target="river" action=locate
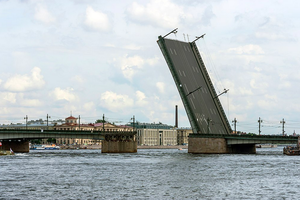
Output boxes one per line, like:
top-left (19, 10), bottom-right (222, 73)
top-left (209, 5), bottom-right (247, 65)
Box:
top-left (1, 146), bottom-right (300, 199)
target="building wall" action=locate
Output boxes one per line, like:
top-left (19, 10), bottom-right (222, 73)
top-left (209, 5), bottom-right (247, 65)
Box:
top-left (137, 128), bottom-right (177, 146)
top-left (177, 128), bottom-right (192, 145)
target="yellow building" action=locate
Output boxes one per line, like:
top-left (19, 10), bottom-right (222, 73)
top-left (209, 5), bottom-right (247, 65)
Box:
top-left (137, 128), bottom-right (177, 146)
top-left (54, 116), bottom-right (134, 145)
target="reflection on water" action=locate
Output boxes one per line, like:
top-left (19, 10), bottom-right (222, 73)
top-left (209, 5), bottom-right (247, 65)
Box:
top-left (1, 147), bottom-right (299, 199)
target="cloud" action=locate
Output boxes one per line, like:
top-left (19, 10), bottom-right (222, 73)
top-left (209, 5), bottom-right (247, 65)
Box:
top-left (4, 67), bottom-right (45, 92)
top-left (0, 92), bottom-right (17, 104)
top-left (126, 0), bottom-right (189, 29)
top-left (84, 6), bottom-right (112, 32)
top-left (83, 101), bottom-right (95, 110)
top-left (228, 44), bottom-right (265, 55)
top-left (136, 91), bottom-right (148, 107)
top-left (34, 4), bottom-right (56, 24)
top-left (156, 82), bottom-right (165, 93)
top-left (117, 55), bottom-right (159, 81)
top-left (100, 91), bottom-right (134, 112)
top-left (72, 75), bottom-right (84, 84)
top-left (50, 87), bottom-right (77, 102)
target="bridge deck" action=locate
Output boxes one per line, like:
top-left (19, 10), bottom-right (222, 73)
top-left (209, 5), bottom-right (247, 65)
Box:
top-left (0, 129), bottom-right (136, 140)
top-left (189, 134), bottom-right (298, 145)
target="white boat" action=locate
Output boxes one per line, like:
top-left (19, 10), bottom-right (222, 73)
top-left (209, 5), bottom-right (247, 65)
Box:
top-left (256, 144), bottom-right (277, 148)
top-left (30, 144), bottom-right (60, 150)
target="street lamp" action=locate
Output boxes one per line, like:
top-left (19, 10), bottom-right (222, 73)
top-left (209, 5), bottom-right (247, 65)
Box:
top-left (46, 114), bottom-right (51, 130)
top-left (24, 115), bottom-right (28, 130)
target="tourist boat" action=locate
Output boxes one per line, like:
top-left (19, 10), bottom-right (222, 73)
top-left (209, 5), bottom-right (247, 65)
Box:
top-left (283, 146), bottom-right (300, 156)
top-left (283, 136), bottom-right (300, 156)
top-left (30, 144), bottom-right (60, 150)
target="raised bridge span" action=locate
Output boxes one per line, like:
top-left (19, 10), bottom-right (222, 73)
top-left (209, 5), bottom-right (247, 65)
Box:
top-left (157, 29), bottom-right (297, 154)
top-left (0, 129), bottom-right (137, 153)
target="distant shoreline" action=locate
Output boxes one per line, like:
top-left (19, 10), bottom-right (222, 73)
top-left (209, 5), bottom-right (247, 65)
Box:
top-left (138, 145), bottom-right (188, 149)
top-left (59, 144), bottom-right (188, 150)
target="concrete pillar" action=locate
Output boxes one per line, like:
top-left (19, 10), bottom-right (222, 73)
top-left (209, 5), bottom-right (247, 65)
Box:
top-left (188, 137), bottom-right (228, 154)
top-left (0, 140), bottom-right (29, 153)
top-left (188, 137), bottom-right (256, 154)
top-left (102, 135), bottom-right (137, 153)
top-left (228, 144), bottom-right (256, 154)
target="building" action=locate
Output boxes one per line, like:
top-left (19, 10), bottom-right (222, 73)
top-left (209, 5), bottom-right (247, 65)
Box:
top-left (55, 115), bottom-right (134, 145)
top-left (133, 122), bottom-right (177, 146)
top-left (177, 128), bottom-right (192, 145)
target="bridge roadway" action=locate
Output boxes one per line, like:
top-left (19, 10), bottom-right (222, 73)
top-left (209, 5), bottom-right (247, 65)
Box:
top-left (189, 133), bottom-right (298, 145)
top-left (188, 133), bottom-right (298, 154)
top-left (0, 129), bottom-right (137, 153)
top-left (0, 129), bottom-right (136, 140)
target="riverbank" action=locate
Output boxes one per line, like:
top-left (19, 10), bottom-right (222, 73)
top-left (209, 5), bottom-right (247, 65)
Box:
top-left (58, 144), bottom-right (188, 150)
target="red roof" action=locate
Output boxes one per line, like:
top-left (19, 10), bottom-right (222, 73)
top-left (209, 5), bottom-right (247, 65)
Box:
top-left (66, 116), bottom-right (77, 120)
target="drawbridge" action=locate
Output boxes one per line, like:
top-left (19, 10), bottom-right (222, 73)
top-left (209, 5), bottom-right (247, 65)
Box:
top-left (157, 29), bottom-right (298, 154)
top-left (157, 29), bottom-right (232, 135)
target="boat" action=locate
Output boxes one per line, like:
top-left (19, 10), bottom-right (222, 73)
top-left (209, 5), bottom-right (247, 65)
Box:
top-left (283, 136), bottom-right (300, 155)
top-left (256, 144), bottom-right (277, 148)
top-left (30, 144), bottom-right (60, 150)
top-left (283, 146), bottom-right (300, 156)
top-left (0, 148), bottom-right (14, 156)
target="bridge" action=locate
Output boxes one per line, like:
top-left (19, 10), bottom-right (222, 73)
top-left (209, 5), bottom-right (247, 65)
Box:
top-left (189, 133), bottom-right (298, 153)
top-left (157, 29), bottom-right (298, 154)
top-left (0, 129), bottom-right (137, 153)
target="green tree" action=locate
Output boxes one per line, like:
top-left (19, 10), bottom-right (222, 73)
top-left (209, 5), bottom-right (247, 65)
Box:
top-left (95, 119), bottom-right (106, 123)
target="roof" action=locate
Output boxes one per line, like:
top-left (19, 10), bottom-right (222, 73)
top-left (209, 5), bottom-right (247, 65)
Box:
top-left (66, 116), bottom-right (77, 120)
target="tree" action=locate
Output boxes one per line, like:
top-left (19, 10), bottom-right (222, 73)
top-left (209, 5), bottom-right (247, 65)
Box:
top-left (47, 138), bottom-right (56, 143)
top-left (95, 119), bottom-right (106, 123)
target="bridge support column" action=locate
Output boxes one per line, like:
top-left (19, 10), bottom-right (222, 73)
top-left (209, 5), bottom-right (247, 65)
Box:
top-left (188, 136), bottom-right (256, 154)
top-left (188, 137), bottom-right (229, 154)
top-left (0, 140), bottom-right (29, 153)
top-left (102, 135), bottom-right (137, 153)
top-left (228, 144), bottom-right (256, 154)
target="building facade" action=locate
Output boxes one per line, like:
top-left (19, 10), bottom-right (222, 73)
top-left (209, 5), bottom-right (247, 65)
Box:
top-left (177, 128), bottom-right (192, 145)
top-left (55, 116), bottom-right (133, 145)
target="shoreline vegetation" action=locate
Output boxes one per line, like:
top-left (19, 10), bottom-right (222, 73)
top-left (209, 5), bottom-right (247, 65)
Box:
top-left (58, 144), bottom-right (188, 150)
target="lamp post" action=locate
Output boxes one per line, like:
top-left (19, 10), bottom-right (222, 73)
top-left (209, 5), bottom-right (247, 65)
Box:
top-left (46, 114), bottom-right (51, 130)
top-left (24, 115), bottom-right (28, 130)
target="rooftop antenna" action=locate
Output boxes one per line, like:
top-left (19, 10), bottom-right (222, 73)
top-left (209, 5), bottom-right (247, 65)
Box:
top-left (192, 33), bottom-right (206, 43)
top-left (183, 33), bottom-right (186, 41)
top-left (163, 28), bottom-right (178, 38)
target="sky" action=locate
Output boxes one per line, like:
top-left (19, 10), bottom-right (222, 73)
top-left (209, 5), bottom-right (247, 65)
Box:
top-left (0, 0), bottom-right (300, 135)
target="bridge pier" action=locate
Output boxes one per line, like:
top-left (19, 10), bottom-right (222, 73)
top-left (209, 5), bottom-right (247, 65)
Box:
top-left (228, 144), bottom-right (256, 154)
top-left (0, 140), bottom-right (29, 153)
top-left (102, 134), bottom-right (137, 153)
top-left (188, 136), bottom-right (256, 154)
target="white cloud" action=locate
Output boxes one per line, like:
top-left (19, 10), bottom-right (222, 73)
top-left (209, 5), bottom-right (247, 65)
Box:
top-left (50, 87), bottom-right (77, 102)
top-left (83, 101), bottom-right (95, 110)
top-left (228, 44), bottom-right (265, 55)
top-left (257, 94), bottom-right (278, 110)
top-left (126, 0), bottom-right (189, 29)
top-left (120, 55), bottom-right (144, 80)
top-left (34, 4), bottom-right (56, 24)
top-left (156, 82), bottom-right (165, 93)
top-left (72, 75), bottom-right (84, 84)
top-left (100, 91), bottom-right (134, 112)
top-left (136, 91), bottom-right (148, 107)
top-left (84, 6), bottom-right (112, 32)
top-left (1, 92), bottom-right (17, 104)
top-left (4, 67), bottom-right (45, 92)
top-left (123, 44), bottom-right (141, 50)
top-left (118, 55), bottom-right (158, 80)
